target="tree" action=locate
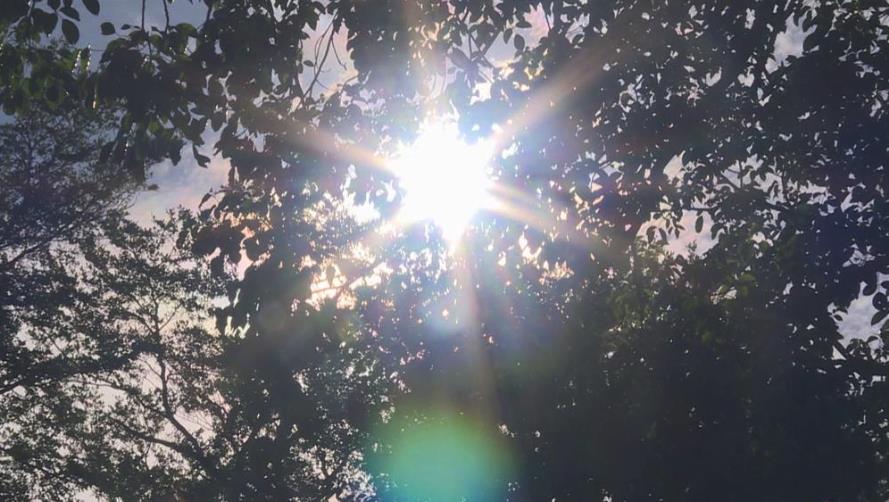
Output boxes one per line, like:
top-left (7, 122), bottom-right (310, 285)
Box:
top-left (0, 103), bottom-right (141, 398)
top-left (3, 0), bottom-right (889, 500)
top-left (0, 101), bottom-right (159, 499)
top-left (1, 211), bottom-right (395, 499)
top-left (0, 104), bottom-right (391, 500)
top-left (491, 244), bottom-right (889, 500)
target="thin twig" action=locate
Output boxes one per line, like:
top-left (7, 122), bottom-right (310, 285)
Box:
top-left (162, 0), bottom-right (170, 34)
top-left (304, 28), bottom-right (337, 101)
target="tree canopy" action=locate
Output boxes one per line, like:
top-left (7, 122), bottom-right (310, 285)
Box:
top-left (2, 0), bottom-right (889, 500)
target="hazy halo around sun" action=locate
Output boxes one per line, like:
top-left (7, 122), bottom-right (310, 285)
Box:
top-left (390, 119), bottom-right (494, 243)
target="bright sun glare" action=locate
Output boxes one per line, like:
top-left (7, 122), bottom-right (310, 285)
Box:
top-left (391, 121), bottom-right (494, 242)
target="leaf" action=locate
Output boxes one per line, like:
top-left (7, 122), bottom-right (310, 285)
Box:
top-left (871, 309), bottom-right (888, 326)
top-left (695, 215), bottom-right (703, 233)
top-left (99, 142), bottom-right (114, 163)
top-left (82, 0), bottom-right (100, 15)
top-left (875, 292), bottom-right (887, 310)
top-left (60, 6), bottom-right (79, 20)
top-left (199, 192), bottom-right (213, 207)
top-left (100, 22), bottom-right (115, 35)
top-left (450, 49), bottom-right (470, 69)
top-left (176, 22), bottom-right (197, 37)
top-left (863, 281), bottom-right (877, 297)
top-left (31, 9), bottom-right (58, 34)
top-left (514, 34), bottom-right (525, 51)
top-left (61, 19), bottom-right (79, 44)
top-left (193, 145), bottom-right (210, 167)
top-left (46, 85), bottom-right (62, 105)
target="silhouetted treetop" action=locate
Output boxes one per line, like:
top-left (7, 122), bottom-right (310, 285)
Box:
top-left (2, 0), bottom-right (889, 500)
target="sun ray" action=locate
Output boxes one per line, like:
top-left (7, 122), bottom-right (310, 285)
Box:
top-left (287, 121), bottom-right (392, 175)
top-left (487, 18), bottom-right (635, 153)
top-left (484, 181), bottom-right (601, 250)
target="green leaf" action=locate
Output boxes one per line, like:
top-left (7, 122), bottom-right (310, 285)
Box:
top-left (695, 215), bottom-right (703, 233)
top-left (100, 22), bottom-right (115, 35)
top-left (514, 34), bottom-right (525, 51)
top-left (61, 19), bottom-right (79, 44)
top-left (82, 0), bottom-right (100, 15)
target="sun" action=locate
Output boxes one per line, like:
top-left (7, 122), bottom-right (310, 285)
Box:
top-left (390, 121), bottom-right (494, 242)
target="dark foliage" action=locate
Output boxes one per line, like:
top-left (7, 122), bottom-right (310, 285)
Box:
top-left (2, 0), bottom-right (889, 500)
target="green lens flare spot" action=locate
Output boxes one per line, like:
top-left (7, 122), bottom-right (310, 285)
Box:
top-left (369, 409), bottom-right (514, 501)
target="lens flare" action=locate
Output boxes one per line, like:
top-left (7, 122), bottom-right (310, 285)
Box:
top-left (369, 408), bottom-right (514, 501)
top-left (391, 121), bottom-right (494, 242)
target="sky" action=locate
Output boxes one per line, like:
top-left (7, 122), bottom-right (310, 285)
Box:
top-left (66, 1), bottom-right (228, 224)
top-left (71, 2), bottom-right (882, 343)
